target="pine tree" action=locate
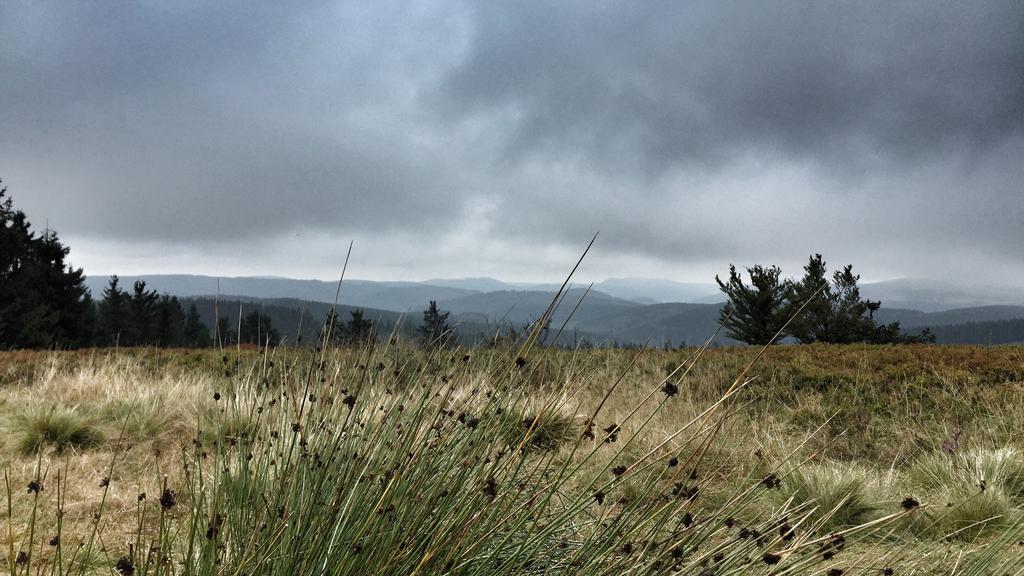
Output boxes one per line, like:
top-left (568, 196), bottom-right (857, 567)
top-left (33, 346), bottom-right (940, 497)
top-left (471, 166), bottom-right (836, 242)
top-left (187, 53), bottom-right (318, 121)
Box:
top-left (324, 308), bottom-right (374, 346)
top-left (417, 300), bottom-right (453, 348)
top-left (155, 295), bottom-right (186, 347)
top-left (129, 280), bottom-right (159, 345)
top-left (97, 276), bottom-right (133, 347)
top-left (715, 264), bottom-right (794, 345)
top-left (344, 308), bottom-right (374, 345)
top-left (784, 254), bottom-right (934, 345)
top-left (183, 304), bottom-right (212, 348)
top-left (322, 309), bottom-right (342, 345)
top-left (239, 310), bottom-right (279, 346)
top-left (789, 254), bottom-right (838, 343)
top-left (0, 180), bottom-right (92, 348)
top-left (827, 264), bottom-right (881, 343)
top-left (216, 316), bottom-right (235, 346)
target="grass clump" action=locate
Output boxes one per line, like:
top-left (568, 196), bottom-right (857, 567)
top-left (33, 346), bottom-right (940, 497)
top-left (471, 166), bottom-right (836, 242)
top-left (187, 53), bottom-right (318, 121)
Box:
top-left (199, 405), bottom-right (263, 446)
top-left (101, 396), bottom-right (189, 446)
top-left (12, 405), bottom-right (103, 454)
top-left (906, 447), bottom-right (1024, 539)
top-left (777, 462), bottom-right (882, 532)
top-left (500, 408), bottom-right (577, 452)
top-left (934, 489), bottom-right (1015, 540)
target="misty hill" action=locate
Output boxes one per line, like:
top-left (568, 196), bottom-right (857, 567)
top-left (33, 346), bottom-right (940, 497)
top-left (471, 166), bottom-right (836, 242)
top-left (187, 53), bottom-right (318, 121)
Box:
top-left (85, 274), bottom-right (1024, 314)
top-left (922, 319), bottom-right (1024, 345)
top-left (170, 295), bottom-right (1024, 348)
top-left (83, 274), bottom-right (1024, 347)
top-left (571, 303), bottom-right (735, 347)
top-left (437, 288), bottom-right (639, 326)
top-left (861, 279), bottom-right (1024, 312)
top-left (180, 296), bottom-right (612, 347)
top-left (179, 297), bottom-right (407, 346)
top-left (592, 278), bottom-right (722, 304)
top-left (423, 277), bottom-right (556, 292)
top-left (874, 305), bottom-right (1024, 328)
top-left (424, 277), bottom-right (723, 305)
top-left (85, 275), bottom-right (478, 313)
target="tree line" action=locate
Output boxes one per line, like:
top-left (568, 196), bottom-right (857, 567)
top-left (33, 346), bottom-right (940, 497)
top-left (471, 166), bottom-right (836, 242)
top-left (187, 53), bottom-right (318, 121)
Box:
top-left (1, 177), bottom-right (456, 349)
top-left (716, 254), bottom-right (934, 345)
top-left (2, 179), bottom-right (934, 350)
top-left (0, 180), bottom-right (379, 349)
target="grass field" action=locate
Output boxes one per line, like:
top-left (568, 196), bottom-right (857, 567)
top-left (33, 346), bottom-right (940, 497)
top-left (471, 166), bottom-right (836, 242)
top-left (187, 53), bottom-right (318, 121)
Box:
top-left (2, 342), bottom-right (1024, 574)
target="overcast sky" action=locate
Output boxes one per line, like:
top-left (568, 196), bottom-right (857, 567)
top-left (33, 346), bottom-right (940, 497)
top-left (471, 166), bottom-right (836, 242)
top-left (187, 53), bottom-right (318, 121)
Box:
top-left (2, 1), bottom-right (1022, 284)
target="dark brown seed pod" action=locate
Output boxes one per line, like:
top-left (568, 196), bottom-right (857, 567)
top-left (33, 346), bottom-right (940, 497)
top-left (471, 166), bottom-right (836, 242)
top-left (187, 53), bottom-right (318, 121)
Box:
top-left (115, 556), bottom-right (134, 575)
top-left (160, 488), bottom-right (177, 510)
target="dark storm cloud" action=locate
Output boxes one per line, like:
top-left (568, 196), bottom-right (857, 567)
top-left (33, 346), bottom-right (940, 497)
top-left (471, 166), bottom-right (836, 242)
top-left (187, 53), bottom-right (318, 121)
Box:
top-left (1, 0), bottom-right (471, 240)
top-left (1, 0), bottom-right (1022, 282)
top-left (439, 1), bottom-right (1024, 174)
top-left (429, 0), bottom-right (1024, 278)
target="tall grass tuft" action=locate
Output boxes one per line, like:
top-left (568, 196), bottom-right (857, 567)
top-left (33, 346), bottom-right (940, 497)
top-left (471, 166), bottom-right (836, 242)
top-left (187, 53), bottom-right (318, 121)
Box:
top-left (777, 462), bottom-right (882, 532)
top-left (500, 408), bottom-right (577, 452)
top-left (906, 447), bottom-right (1024, 539)
top-left (11, 406), bottom-right (103, 454)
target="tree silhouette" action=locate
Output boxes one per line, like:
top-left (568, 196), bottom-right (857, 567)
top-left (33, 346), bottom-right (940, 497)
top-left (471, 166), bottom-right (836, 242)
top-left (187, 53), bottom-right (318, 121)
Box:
top-left (183, 303), bottom-right (212, 347)
top-left (325, 308), bottom-right (375, 346)
top-left (98, 276), bottom-right (133, 347)
top-left (790, 254), bottom-right (931, 344)
top-left (715, 264), bottom-right (795, 345)
top-left (155, 295), bottom-right (186, 347)
top-left (239, 310), bottom-right (279, 346)
top-left (216, 316), bottom-right (235, 346)
top-left (0, 180), bottom-right (92, 348)
top-left (417, 300), bottom-right (453, 348)
top-left (129, 280), bottom-right (159, 345)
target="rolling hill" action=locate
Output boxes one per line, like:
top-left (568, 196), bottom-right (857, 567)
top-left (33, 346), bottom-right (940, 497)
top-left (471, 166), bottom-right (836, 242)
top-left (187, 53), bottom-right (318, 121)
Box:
top-left (84, 274), bottom-right (1024, 347)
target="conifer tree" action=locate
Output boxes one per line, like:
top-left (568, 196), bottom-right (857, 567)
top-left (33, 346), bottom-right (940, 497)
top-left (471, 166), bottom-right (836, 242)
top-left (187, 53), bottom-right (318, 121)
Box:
top-left (129, 280), bottom-right (159, 345)
top-left (322, 309), bottom-right (342, 345)
top-left (183, 304), bottom-right (212, 347)
top-left (715, 264), bottom-right (794, 345)
top-left (97, 276), bottom-right (133, 347)
top-left (216, 316), bottom-right (235, 346)
top-left (789, 254), bottom-right (932, 344)
top-left (239, 310), bottom-right (279, 346)
top-left (344, 308), bottom-right (374, 345)
top-left (155, 295), bottom-right (186, 347)
top-left (417, 300), bottom-right (453, 348)
top-left (0, 180), bottom-right (92, 348)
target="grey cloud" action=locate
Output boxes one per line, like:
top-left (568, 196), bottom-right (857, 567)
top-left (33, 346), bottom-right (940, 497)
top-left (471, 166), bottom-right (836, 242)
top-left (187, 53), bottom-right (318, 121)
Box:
top-left (439, 1), bottom-right (1024, 174)
top-left (1, 0), bottom-right (472, 241)
top-left (1, 1), bottom-right (1022, 284)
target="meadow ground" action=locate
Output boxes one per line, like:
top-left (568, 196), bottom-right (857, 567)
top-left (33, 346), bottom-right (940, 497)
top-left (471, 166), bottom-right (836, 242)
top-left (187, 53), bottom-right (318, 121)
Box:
top-left (2, 342), bottom-right (1024, 575)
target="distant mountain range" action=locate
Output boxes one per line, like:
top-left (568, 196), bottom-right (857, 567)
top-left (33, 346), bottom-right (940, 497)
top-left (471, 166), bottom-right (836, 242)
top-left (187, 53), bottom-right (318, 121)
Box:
top-left (860, 278), bottom-right (1024, 313)
top-left (84, 274), bottom-right (1024, 346)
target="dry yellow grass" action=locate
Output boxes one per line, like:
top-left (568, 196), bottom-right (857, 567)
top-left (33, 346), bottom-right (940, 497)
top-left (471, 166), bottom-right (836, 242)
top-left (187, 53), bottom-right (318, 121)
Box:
top-left (0, 344), bottom-right (1022, 574)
